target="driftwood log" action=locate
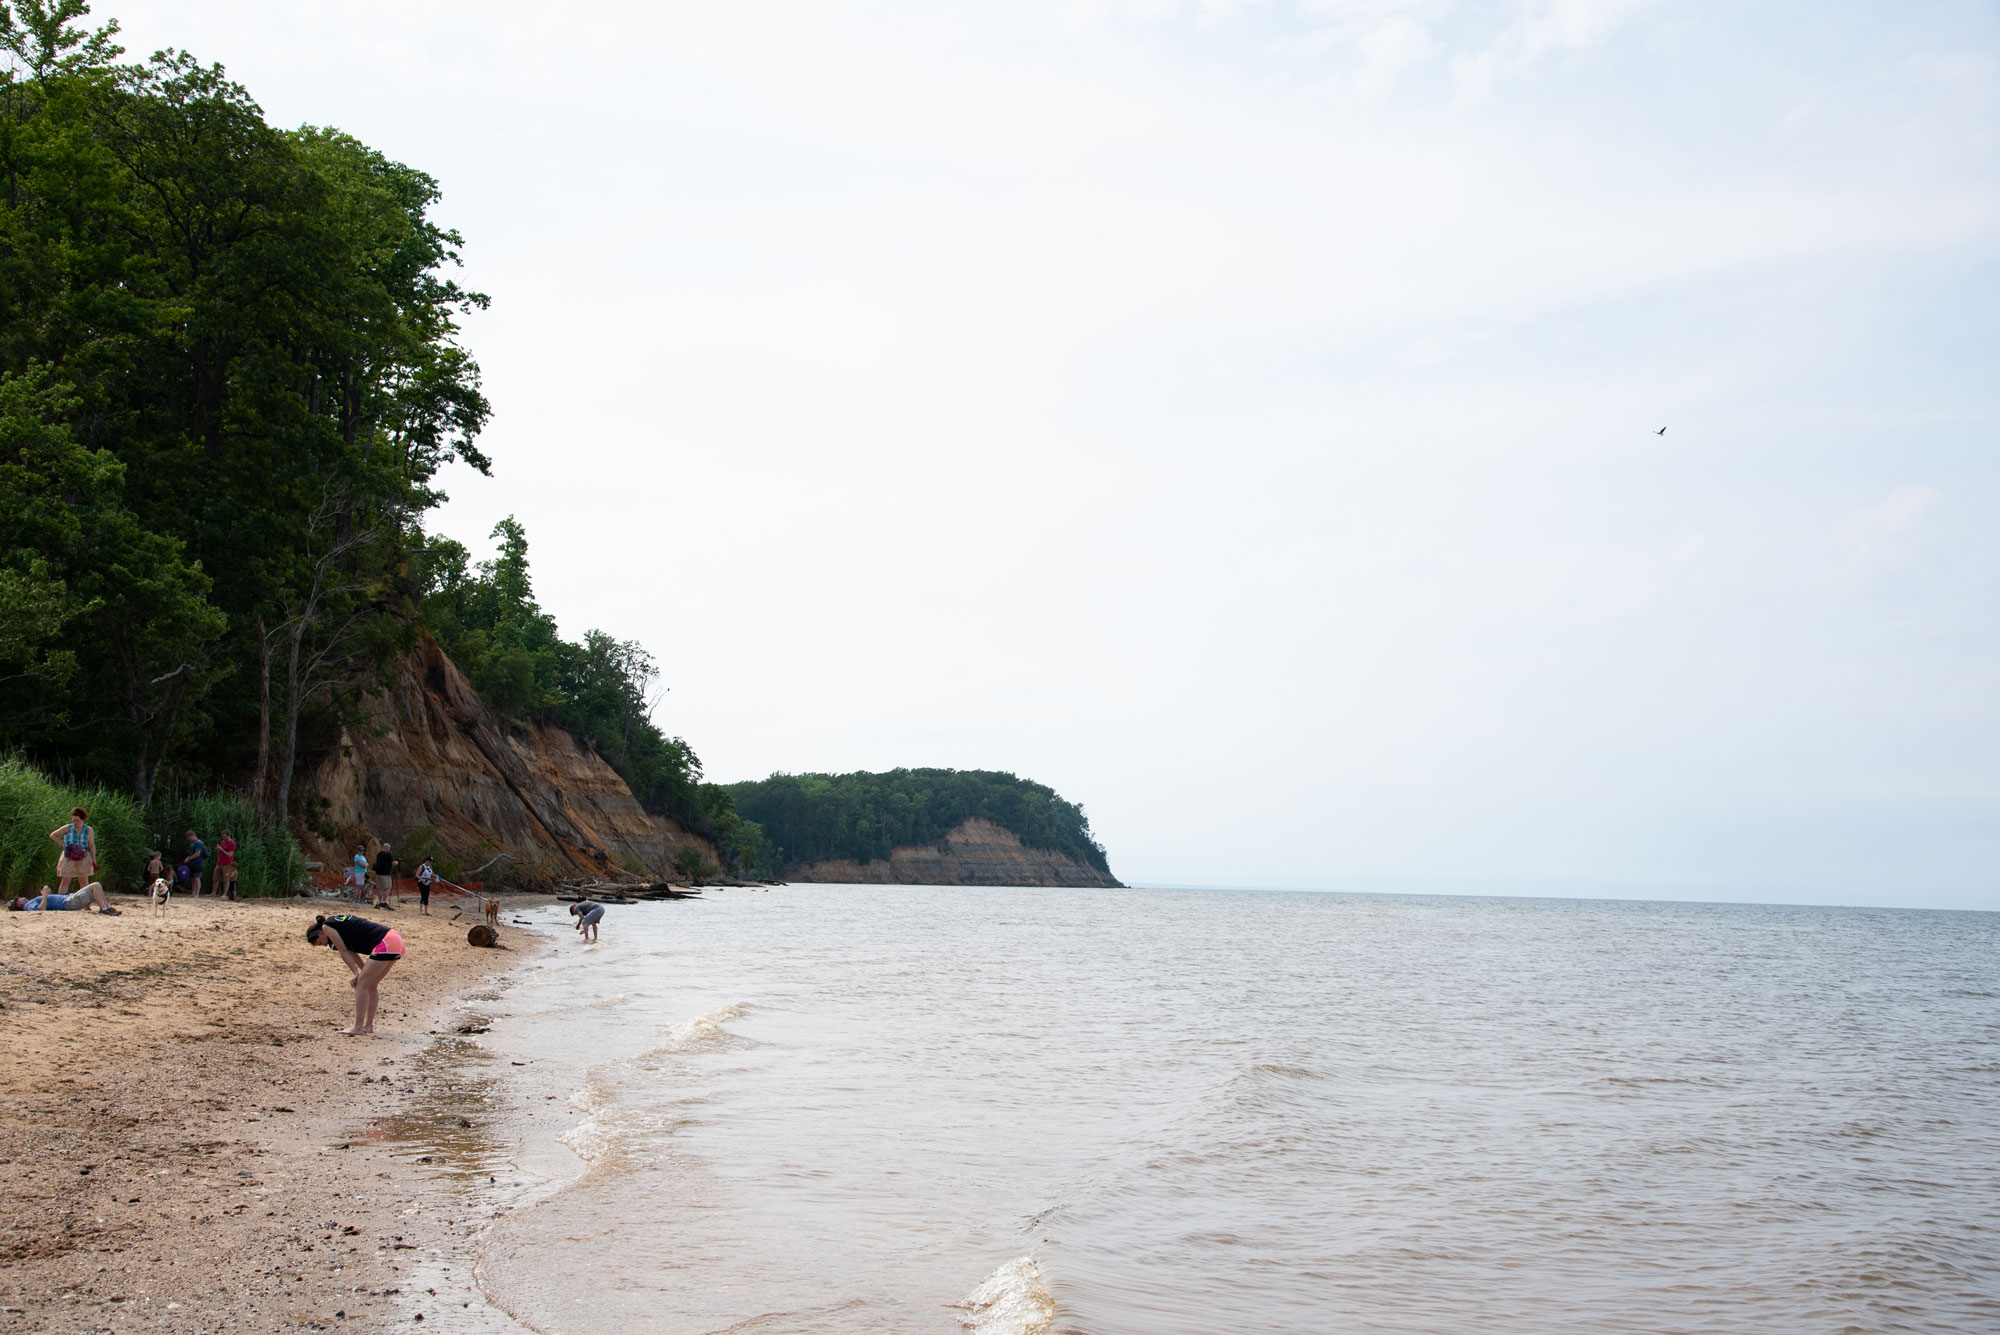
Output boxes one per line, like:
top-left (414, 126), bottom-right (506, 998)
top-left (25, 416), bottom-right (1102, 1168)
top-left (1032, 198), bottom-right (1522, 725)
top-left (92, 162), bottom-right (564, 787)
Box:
top-left (557, 881), bottom-right (704, 902)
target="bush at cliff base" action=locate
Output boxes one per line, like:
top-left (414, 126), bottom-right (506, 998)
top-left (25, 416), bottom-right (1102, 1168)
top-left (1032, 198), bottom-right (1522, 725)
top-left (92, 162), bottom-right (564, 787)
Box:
top-left (0, 758), bottom-right (307, 896)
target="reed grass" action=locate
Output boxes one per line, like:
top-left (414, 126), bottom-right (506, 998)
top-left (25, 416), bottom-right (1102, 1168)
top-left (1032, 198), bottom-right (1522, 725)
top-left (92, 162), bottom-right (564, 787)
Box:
top-left (0, 755), bottom-right (145, 894)
top-left (0, 756), bottom-right (306, 896)
top-left (147, 786), bottom-right (308, 898)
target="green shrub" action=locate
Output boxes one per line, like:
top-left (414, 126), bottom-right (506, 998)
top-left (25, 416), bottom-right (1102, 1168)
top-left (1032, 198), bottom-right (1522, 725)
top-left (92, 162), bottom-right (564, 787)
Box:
top-left (0, 755), bottom-right (146, 893)
top-left (671, 844), bottom-right (718, 884)
top-left (147, 786), bottom-right (307, 897)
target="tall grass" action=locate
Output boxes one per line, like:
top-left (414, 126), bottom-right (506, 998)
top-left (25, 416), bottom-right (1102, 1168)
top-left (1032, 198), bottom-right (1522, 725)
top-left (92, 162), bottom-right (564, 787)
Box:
top-left (0, 755), bottom-right (145, 894)
top-left (0, 757), bottom-right (307, 897)
top-left (148, 786), bottom-right (308, 898)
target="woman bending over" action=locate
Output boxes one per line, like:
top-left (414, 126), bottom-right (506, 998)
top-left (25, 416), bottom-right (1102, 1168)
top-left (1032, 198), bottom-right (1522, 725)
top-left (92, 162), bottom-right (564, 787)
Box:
top-left (306, 914), bottom-right (405, 1036)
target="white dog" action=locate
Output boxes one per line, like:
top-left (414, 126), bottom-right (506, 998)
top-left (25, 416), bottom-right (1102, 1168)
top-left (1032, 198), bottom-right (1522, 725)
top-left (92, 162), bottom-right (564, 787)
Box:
top-left (148, 876), bottom-right (171, 917)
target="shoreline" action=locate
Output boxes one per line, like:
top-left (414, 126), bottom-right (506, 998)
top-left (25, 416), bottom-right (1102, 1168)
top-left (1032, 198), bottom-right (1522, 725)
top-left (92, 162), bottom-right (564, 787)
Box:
top-left (0, 893), bottom-right (551, 1333)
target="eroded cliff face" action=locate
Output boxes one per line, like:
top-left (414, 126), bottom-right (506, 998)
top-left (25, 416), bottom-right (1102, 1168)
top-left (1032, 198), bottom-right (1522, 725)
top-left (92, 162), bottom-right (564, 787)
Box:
top-left (302, 636), bottom-right (716, 887)
top-left (785, 817), bottom-right (1120, 888)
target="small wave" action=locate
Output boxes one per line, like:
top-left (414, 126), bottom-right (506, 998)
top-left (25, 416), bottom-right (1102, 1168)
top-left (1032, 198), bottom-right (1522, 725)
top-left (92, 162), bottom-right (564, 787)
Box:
top-left (954, 1258), bottom-right (1056, 1335)
top-left (659, 1001), bottom-right (752, 1050)
top-left (558, 1081), bottom-right (619, 1166)
top-left (1247, 1063), bottom-right (1319, 1080)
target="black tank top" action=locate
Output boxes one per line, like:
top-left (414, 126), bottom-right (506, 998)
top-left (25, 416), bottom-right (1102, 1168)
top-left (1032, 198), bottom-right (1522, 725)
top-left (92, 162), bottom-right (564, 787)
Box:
top-left (322, 914), bottom-right (390, 954)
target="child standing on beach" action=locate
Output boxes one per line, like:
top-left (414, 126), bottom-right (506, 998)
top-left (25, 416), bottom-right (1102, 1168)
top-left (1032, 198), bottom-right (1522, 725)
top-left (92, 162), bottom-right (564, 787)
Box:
top-left (305, 913), bottom-right (404, 1036)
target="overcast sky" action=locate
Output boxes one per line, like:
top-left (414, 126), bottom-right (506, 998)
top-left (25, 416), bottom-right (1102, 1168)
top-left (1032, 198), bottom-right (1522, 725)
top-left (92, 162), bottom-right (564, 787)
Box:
top-left (110, 1), bottom-right (1999, 908)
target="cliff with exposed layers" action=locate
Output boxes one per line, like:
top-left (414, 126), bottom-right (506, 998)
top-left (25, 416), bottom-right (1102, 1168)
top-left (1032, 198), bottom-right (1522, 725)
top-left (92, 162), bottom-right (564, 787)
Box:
top-left (785, 817), bottom-right (1121, 887)
top-left (301, 636), bottom-right (717, 886)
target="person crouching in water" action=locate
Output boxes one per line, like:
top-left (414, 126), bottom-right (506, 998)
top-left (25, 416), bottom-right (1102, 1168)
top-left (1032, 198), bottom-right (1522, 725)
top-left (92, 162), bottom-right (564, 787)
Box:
top-left (306, 913), bottom-right (404, 1036)
top-left (569, 899), bottom-right (605, 942)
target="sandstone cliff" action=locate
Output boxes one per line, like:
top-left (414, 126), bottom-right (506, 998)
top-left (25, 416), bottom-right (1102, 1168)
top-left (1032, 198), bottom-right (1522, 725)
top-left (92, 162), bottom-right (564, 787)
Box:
top-left (784, 817), bottom-right (1121, 888)
top-left (301, 636), bottom-right (717, 887)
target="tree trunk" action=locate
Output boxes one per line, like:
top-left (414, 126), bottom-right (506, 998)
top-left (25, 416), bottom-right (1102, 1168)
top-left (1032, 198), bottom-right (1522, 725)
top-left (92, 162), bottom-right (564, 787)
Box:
top-left (274, 617), bottom-right (308, 830)
top-left (134, 745), bottom-right (155, 811)
top-left (252, 617), bottom-right (272, 819)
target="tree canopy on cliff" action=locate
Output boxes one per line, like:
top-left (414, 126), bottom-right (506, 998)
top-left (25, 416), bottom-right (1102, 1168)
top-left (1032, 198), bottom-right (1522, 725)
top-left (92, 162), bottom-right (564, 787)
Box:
top-left (725, 769), bottom-right (1112, 876)
top-left (0, 1), bottom-right (487, 812)
top-left (0, 3), bottom-right (751, 881)
top-left (415, 516), bottom-right (767, 874)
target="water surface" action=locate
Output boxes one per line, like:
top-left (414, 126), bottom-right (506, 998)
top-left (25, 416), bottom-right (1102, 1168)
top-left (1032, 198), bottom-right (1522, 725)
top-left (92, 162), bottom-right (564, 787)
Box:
top-left (460, 886), bottom-right (2000, 1334)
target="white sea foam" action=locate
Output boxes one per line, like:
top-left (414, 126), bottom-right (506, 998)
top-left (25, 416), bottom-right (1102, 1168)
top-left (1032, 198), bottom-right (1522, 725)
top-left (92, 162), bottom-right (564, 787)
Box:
top-left (664, 1001), bottom-right (750, 1048)
top-left (557, 1080), bottom-right (616, 1165)
top-left (954, 1258), bottom-right (1056, 1335)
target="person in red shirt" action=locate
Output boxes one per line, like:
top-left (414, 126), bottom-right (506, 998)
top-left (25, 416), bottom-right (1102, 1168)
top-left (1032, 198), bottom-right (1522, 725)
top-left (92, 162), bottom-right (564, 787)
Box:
top-left (216, 829), bottom-right (239, 901)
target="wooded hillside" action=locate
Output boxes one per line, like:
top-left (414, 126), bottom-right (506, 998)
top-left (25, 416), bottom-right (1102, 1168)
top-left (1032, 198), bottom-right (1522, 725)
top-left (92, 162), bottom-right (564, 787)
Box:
top-left (726, 769), bottom-right (1112, 877)
top-left (0, 2), bottom-right (757, 870)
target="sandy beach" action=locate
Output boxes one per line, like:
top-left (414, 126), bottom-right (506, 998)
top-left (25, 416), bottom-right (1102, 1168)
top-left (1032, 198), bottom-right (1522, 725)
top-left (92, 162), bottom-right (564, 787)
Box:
top-left (0, 893), bottom-right (547, 1333)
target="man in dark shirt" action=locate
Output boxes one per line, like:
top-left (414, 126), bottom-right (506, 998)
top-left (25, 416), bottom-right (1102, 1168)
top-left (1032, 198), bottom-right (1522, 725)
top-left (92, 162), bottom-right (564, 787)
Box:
top-left (372, 842), bottom-right (398, 910)
top-left (181, 830), bottom-right (206, 898)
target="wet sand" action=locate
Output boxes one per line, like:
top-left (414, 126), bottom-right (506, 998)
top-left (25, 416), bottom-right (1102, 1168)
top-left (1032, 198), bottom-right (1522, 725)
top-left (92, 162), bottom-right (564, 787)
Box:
top-left (0, 893), bottom-right (547, 1333)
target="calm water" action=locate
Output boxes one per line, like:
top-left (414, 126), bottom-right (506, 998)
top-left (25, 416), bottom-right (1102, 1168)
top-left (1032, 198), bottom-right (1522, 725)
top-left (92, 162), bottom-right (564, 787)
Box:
top-left (454, 886), bottom-right (2000, 1334)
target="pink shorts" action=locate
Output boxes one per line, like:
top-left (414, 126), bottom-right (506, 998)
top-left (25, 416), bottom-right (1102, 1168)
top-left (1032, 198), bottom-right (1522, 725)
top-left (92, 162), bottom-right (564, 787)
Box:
top-left (370, 928), bottom-right (406, 961)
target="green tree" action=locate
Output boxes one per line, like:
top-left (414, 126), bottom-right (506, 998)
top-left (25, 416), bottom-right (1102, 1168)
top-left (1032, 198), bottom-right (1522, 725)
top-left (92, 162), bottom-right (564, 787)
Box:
top-left (0, 2), bottom-right (489, 811)
top-left (726, 768), bottom-right (1114, 878)
top-left (0, 365), bottom-right (227, 804)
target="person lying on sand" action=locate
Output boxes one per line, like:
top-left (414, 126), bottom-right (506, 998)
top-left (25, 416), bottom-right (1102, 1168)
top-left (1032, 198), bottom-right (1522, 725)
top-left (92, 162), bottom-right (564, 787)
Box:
top-left (10, 882), bottom-right (121, 914)
top-left (305, 914), bottom-right (405, 1036)
top-left (569, 899), bottom-right (605, 942)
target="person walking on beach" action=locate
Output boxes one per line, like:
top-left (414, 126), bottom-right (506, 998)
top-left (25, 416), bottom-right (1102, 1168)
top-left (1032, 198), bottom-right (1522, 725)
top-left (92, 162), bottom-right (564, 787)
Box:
top-left (348, 846), bottom-right (369, 902)
top-left (215, 829), bottom-right (239, 901)
top-left (11, 881), bottom-right (121, 913)
top-left (49, 808), bottom-right (97, 896)
top-left (305, 913), bottom-right (404, 1036)
top-left (570, 898), bottom-right (605, 942)
top-left (415, 857), bottom-right (436, 915)
top-left (180, 830), bottom-right (206, 897)
top-left (372, 842), bottom-right (398, 909)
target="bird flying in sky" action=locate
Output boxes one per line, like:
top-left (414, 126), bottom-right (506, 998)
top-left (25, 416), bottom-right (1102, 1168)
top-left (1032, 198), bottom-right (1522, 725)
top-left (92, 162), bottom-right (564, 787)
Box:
top-left (1656, 427), bottom-right (1667, 435)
